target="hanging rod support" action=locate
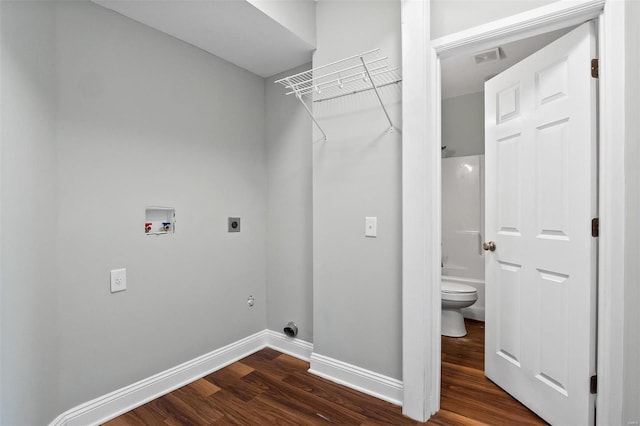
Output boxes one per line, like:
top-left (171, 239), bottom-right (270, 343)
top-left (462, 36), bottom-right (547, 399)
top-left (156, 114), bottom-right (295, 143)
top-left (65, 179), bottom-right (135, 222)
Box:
top-left (285, 77), bottom-right (327, 141)
top-left (297, 94), bottom-right (328, 141)
top-left (359, 56), bottom-right (394, 131)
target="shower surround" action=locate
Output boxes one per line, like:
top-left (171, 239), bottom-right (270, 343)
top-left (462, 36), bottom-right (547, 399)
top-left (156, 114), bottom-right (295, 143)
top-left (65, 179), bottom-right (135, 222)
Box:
top-left (442, 154), bottom-right (485, 321)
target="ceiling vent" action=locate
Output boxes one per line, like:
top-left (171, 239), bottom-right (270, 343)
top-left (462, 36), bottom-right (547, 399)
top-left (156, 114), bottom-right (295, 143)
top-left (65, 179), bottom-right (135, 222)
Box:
top-left (473, 47), bottom-right (502, 65)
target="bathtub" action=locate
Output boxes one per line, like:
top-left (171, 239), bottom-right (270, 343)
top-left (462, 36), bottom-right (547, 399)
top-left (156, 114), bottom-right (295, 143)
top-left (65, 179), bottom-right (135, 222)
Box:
top-left (442, 275), bottom-right (485, 322)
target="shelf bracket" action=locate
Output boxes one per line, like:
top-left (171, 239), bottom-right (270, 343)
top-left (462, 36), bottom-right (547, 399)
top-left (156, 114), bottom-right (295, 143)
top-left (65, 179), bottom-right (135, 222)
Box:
top-left (286, 77), bottom-right (328, 141)
top-left (359, 56), bottom-right (395, 132)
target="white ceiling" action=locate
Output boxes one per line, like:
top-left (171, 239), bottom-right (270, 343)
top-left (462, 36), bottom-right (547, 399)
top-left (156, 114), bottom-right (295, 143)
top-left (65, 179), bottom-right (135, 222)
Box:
top-left (93, 0), bottom-right (315, 78)
top-left (93, 1), bottom-right (572, 96)
top-left (441, 27), bottom-right (573, 99)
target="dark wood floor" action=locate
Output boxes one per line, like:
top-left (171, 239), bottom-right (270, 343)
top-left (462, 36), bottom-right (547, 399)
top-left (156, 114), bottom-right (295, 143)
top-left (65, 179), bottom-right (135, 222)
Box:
top-left (432, 319), bottom-right (547, 425)
top-left (105, 320), bottom-right (546, 425)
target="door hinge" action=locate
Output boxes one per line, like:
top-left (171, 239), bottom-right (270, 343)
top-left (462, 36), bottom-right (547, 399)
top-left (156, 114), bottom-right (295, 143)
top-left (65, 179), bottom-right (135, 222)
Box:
top-left (590, 375), bottom-right (597, 394)
top-left (591, 58), bottom-right (599, 78)
top-left (592, 218), bottom-right (599, 237)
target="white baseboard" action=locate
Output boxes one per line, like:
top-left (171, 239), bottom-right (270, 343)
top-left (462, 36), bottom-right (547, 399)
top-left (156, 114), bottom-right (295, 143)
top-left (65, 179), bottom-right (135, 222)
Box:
top-left (49, 331), bottom-right (268, 426)
top-left (49, 332), bottom-right (401, 425)
top-left (309, 352), bottom-right (403, 406)
top-left (264, 330), bottom-right (313, 361)
top-left (49, 330), bottom-right (314, 426)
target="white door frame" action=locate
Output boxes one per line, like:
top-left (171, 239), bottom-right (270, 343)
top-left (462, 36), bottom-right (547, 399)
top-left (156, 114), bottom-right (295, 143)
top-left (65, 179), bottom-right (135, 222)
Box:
top-left (401, 0), bottom-right (626, 423)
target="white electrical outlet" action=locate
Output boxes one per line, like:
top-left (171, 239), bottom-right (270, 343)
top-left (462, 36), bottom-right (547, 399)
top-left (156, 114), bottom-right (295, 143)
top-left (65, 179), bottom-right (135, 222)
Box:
top-left (110, 268), bottom-right (127, 293)
top-left (365, 217), bottom-right (377, 237)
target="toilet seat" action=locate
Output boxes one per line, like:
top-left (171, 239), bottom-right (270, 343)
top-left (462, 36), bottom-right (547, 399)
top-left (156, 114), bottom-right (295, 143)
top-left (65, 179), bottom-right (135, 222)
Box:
top-left (442, 281), bottom-right (476, 294)
top-left (441, 282), bottom-right (477, 302)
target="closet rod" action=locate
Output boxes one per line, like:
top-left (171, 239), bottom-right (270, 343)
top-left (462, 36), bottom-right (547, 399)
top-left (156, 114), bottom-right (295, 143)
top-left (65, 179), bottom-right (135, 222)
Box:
top-left (314, 78), bottom-right (402, 103)
top-left (284, 57), bottom-right (389, 92)
top-left (287, 64), bottom-right (394, 97)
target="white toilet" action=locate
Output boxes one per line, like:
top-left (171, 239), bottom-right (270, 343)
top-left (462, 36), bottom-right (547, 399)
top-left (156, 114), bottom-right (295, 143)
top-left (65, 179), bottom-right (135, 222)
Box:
top-left (441, 280), bottom-right (478, 337)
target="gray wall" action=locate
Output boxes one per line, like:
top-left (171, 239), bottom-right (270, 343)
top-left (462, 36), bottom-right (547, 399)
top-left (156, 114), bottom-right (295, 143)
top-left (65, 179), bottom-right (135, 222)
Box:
top-left (55, 1), bottom-right (267, 412)
top-left (1, 2), bottom-right (60, 423)
top-left (442, 92), bottom-right (484, 157)
top-left (312, 0), bottom-right (402, 379)
top-left (2, 1), bottom-right (268, 421)
top-left (265, 65), bottom-right (313, 342)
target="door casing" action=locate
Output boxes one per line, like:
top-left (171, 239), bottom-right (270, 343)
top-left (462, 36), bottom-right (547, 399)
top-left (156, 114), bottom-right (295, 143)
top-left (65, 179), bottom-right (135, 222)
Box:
top-left (401, 0), bottom-right (626, 424)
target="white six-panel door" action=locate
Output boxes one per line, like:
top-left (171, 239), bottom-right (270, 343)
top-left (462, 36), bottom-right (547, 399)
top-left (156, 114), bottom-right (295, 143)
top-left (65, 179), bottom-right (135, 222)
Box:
top-left (484, 22), bottom-right (597, 425)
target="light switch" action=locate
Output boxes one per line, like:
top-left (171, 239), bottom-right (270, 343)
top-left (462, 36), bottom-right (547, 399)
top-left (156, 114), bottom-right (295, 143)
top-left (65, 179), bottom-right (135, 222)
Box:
top-left (110, 268), bottom-right (127, 293)
top-left (365, 217), bottom-right (377, 237)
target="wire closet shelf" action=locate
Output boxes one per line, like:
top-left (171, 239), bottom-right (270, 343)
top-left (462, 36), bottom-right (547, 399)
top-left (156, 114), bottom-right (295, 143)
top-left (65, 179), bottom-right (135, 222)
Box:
top-left (274, 48), bottom-right (402, 141)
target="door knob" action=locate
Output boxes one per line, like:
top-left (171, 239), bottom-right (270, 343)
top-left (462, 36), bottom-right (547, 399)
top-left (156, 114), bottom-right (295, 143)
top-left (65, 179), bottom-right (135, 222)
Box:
top-left (483, 241), bottom-right (496, 252)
